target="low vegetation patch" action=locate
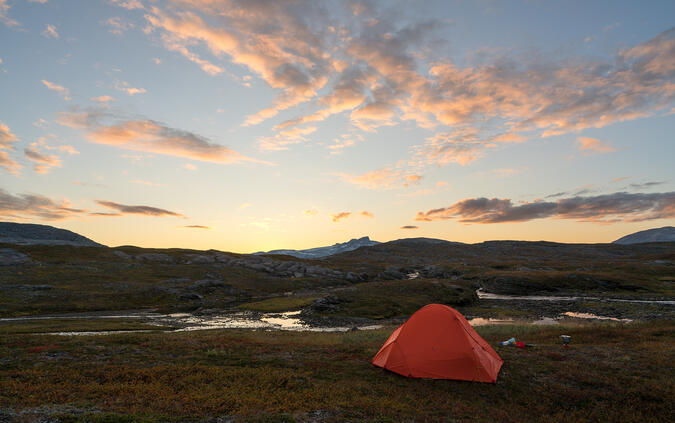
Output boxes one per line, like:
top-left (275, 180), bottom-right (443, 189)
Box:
top-left (0, 321), bottom-right (672, 422)
top-left (318, 278), bottom-right (476, 319)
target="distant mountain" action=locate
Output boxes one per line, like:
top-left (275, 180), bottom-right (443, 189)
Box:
top-left (256, 236), bottom-right (380, 259)
top-left (613, 226), bottom-right (675, 245)
top-left (0, 222), bottom-right (104, 247)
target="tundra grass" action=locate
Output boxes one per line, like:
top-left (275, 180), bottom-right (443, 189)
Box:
top-left (1, 321), bottom-right (672, 422)
top-left (0, 318), bottom-right (175, 335)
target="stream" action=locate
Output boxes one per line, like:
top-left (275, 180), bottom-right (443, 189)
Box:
top-left (2, 289), bottom-right (672, 335)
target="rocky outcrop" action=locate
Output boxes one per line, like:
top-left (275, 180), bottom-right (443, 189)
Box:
top-left (134, 253), bottom-right (174, 263)
top-left (614, 226), bottom-right (675, 244)
top-left (0, 248), bottom-right (31, 265)
top-left (0, 222), bottom-right (104, 247)
top-left (213, 254), bottom-right (355, 280)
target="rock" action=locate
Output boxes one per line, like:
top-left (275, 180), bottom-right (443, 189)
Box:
top-left (380, 266), bottom-right (405, 280)
top-left (0, 248), bottom-right (31, 265)
top-left (190, 279), bottom-right (226, 289)
top-left (311, 295), bottom-right (341, 312)
top-left (345, 272), bottom-right (361, 282)
top-left (135, 253), bottom-right (173, 263)
top-left (179, 293), bottom-right (203, 301)
top-left (183, 254), bottom-right (215, 264)
top-left (113, 250), bottom-right (131, 260)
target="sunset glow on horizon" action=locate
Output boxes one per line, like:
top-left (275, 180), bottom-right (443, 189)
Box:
top-left (1, 0), bottom-right (673, 252)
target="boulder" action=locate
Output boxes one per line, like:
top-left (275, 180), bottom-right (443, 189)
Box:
top-left (311, 295), bottom-right (341, 312)
top-left (179, 293), bottom-right (203, 301)
top-left (135, 253), bottom-right (173, 263)
top-left (183, 254), bottom-right (216, 264)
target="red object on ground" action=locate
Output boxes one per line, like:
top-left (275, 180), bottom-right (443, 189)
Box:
top-left (372, 304), bottom-right (504, 383)
top-left (515, 341), bottom-right (525, 349)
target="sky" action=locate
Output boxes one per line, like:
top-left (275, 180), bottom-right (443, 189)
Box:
top-left (0, 0), bottom-right (674, 252)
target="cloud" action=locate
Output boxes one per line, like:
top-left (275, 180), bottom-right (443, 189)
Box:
top-left (136, 3), bottom-right (674, 166)
top-left (0, 188), bottom-right (84, 220)
top-left (104, 17), bottom-right (134, 35)
top-left (257, 125), bottom-right (317, 151)
top-left (415, 128), bottom-right (491, 166)
top-left (0, 121), bottom-right (18, 150)
top-left (628, 181), bottom-right (666, 190)
top-left (59, 109), bottom-right (265, 165)
top-left (436, 181), bottom-right (448, 188)
top-left (360, 210), bottom-right (374, 218)
top-left (91, 95), bottom-right (114, 103)
top-left (415, 191), bottom-right (675, 224)
top-left (0, 121), bottom-right (20, 174)
top-left (183, 163), bottom-right (197, 170)
top-left (331, 211), bottom-right (351, 222)
top-left (400, 225), bottom-right (418, 229)
top-left (304, 208), bottom-right (319, 216)
top-left (42, 24), bottom-right (59, 38)
top-left (144, 3), bottom-right (332, 125)
top-left (184, 225), bottom-right (209, 229)
top-left (130, 179), bottom-right (163, 187)
top-left (0, 151), bottom-right (22, 175)
top-left (152, 57), bottom-right (161, 64)
top-left (0, 0), bottom-right (19, 27)
top-left (327, 135), bottom-right (358, 155)
top-left (109, 0), bottom-right (144, 10)
top-left (240, 203), bottom-right (252, 209)
top-left (577, 137), bottom-right (615, 153)
top-left (492, 168), bottom-right (521, 178)
top-left (42, 80), bottom-right (71, 100)
top-left (114, 81), bottom-right (146, 96)
top-left (24, 145), bottom-right (61, 174)
top-left (95, 200), bottom-right (184, 217)
top-left (340, 168), bottom-right (424, 190)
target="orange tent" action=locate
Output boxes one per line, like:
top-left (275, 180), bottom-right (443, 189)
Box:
top-left (372, 304), bottom-right (503, 383)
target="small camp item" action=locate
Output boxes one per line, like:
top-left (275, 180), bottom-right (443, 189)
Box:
top-left (515, 341), bottom-right (525, 349)
top-left (560, 335), bottom-right (571, 345)
top-left (499, 337), bottom-right (516, 346)
top-left (372, 304), bottom-right (503, 383)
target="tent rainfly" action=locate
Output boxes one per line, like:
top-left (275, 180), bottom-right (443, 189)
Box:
top-left (372, 304), bottom-right (503, 383)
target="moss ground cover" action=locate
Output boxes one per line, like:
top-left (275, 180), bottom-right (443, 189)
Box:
top-left (1, 321), bottom-right (672, 422)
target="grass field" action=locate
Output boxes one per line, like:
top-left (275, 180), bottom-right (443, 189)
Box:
top-left (1, 321), bottom-right (673, 422)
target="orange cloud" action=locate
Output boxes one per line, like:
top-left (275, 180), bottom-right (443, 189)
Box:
top-left (0, 0), bottom-right (20, 27)
top-left (114, 81), bottom-right (146, 96)
top-left (41, 80), bottom-right (70, 100)
top-left (331, 212), bottom-right (351, 222)
top-left (0, 188), bottom-right (84, 220)
top-left (401, 225), bottom-right (418, 229)
top-left (577, 137), bottom-right (615, 153)
top-left (0, 121), bottom-right (20, 175)
top-left (145, 5), bottom-right (330, 126)
top-left (24, 145), bottom-right (62, 174)
top-left (91, 96), bottom-right (114, 103)
top-left (42, 24), bottom-right (59, 38)
top-left (0, 151), bottom-right (21, 175)
top-left (59, 110), bottom-right (266, 165)
top-left (360, 210), bottom-right (374, 218)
